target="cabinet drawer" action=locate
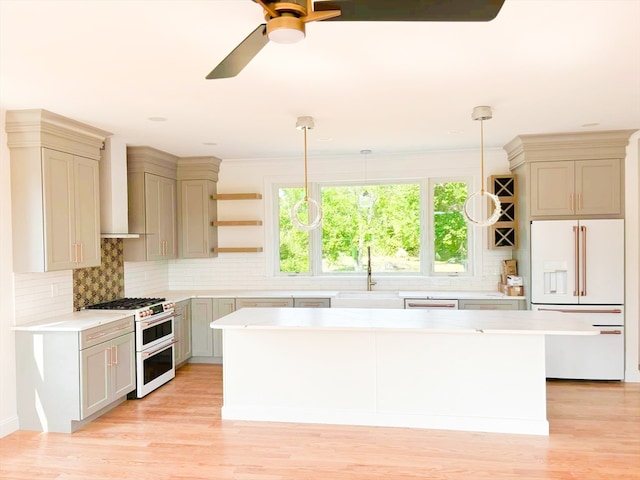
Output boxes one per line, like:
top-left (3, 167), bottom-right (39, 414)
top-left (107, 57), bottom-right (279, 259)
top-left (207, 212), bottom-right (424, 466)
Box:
top-left (294, 298), bottom-right (331, 308)
top-left (81, 316), bottom-right (134, 350)
top-left (236, 298), bottom-right (294, 308)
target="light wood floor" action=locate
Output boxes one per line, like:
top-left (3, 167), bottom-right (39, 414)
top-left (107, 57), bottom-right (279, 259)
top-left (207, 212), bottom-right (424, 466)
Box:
top-left (1, 364), bottom-right (639, 480)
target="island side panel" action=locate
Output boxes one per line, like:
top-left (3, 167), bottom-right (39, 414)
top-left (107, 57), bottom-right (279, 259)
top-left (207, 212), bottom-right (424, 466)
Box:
top-left (221, 328), bottom-right (377, 423)
top-left (375, 331), bottom-right (548, 435)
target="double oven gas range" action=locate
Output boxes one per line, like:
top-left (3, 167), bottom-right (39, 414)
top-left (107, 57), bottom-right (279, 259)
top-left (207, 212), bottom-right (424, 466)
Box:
top-left (86, 298), bottom-right (176, 398)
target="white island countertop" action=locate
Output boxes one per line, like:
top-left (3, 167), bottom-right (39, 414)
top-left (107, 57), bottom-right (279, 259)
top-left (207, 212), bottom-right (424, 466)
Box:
top-left (211, 307), bottom-right (598, 336)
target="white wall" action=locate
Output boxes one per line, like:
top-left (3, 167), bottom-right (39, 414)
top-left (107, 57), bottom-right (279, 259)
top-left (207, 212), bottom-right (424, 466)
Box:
top-left (167, 148), bottom-right (513, 292)
top-left (624, 132), bottom-right (640, 382)
top-left (0, 110), bottom-right (18, 436)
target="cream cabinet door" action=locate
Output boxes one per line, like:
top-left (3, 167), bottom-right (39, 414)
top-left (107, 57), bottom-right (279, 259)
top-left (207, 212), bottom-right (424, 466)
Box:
top-left (80, 342), bottom-right (110, 418)
top-left (575, 159), bottom-right (622, 216)
top-left (191, 298), bottom-right (214, 357)
top-left (179, 179), bottom-right (217, 258)
top-left (110, 333), bottom-right (135, 399)
top-left (160, 176), bottom-right (177, 258)
top-left (530, 161), bottom-right (575, 217)
top-left (74, 156), bottom-right (101, 267)
top-left (144, 173), bottom-right (177, 260)
top-left (43, 148), bottom-right (76, 270)
top-left (144, 173), bottom-right (164, 260)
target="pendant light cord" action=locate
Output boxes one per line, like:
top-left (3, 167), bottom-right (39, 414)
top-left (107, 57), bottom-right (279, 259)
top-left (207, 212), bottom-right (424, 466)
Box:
top-left (480, 119), bottom-right (485, 195)
top-left (303, 126), bottom-right (309, 201)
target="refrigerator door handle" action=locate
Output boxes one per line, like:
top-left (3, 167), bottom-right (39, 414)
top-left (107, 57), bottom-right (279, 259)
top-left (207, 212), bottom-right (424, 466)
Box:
top-left (581, 225), bottom-right (587, 296)
top-left (537, 308), bottom-right (622, 314)
top-left (573, 225), bottom-right (580, 296)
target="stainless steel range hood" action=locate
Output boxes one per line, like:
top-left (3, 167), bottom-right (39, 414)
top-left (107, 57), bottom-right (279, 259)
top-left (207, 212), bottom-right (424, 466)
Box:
top-left (100, 137), bottom-right (140, 238)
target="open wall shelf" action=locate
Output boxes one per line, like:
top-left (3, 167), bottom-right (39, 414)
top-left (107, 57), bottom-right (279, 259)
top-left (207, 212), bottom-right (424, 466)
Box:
top-left (214, 192), bottom-right (263, 252)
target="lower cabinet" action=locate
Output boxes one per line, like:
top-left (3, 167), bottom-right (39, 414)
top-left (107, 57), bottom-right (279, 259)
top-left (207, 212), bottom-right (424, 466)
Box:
top-left (15, 316), bottom-right (135, 433)
top-left (191, 298), bottom-right (235, 363)
top-left (81, 330), bottom-right (135, 418)
top-left (458, 299), bottom-right (525, 310)
top-left (174, 299), bottom-right (192, 367)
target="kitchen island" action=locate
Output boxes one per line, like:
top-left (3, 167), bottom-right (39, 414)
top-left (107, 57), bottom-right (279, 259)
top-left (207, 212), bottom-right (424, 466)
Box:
top-left (211, 308), bottom-right (597, 436)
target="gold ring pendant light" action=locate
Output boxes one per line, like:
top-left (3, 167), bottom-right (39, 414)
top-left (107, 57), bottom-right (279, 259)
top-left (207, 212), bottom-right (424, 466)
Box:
top-left (291, 116), bottom-right (323, 230)
top-left (463, 106), bottom-right (501, 226)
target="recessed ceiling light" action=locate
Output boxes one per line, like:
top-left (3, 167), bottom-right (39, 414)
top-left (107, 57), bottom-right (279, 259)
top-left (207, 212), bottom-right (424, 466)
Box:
top-left (581, 122), bottom-right (600, 128)
top-left (148, 116), bottom-right (167, 122)
top-left (202, 142), bottom-right (217, 146)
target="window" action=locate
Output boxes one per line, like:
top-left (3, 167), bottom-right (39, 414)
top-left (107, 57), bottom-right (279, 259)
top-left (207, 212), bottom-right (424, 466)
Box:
top-left (276, 178), bottom-right (470, 276)
top-left (430, 180), bottom-right (470, 274)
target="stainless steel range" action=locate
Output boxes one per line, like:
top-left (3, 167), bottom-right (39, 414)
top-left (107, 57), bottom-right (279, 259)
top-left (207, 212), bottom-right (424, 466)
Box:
top-left (86, 297), bottom-right (176, 398)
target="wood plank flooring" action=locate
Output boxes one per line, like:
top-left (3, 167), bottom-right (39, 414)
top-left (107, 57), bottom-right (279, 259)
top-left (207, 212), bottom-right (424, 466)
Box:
top-left (1, 364), bottom-right (639, 480)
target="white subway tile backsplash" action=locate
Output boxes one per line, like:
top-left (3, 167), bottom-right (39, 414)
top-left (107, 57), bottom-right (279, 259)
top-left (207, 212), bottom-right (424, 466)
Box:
top-left (14, 270), bottom-right (73, 325)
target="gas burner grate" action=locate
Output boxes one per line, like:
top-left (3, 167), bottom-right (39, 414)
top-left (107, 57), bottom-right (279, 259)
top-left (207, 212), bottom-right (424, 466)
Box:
top-left (85, 298), bottom-right (166, 310)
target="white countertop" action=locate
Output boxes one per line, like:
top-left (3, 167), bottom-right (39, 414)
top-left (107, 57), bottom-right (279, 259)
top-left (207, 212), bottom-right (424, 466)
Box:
top-left (157, 289), bottom-right (525, 302)
top-left (211, 307), bottom-right (597, 336)
top-left (13, 310), bottom-right (133, 332)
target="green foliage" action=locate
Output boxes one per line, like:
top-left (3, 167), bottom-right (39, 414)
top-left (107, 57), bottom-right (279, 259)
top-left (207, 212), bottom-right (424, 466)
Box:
top-left (278, 180), bottom-right (468, 274)
top-left (278, 188), bottom-right (309, 273)
top-left (433, 182), bottom-right (468, 263)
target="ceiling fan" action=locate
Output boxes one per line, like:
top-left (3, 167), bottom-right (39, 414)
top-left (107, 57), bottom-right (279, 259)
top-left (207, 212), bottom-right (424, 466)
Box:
top-left (206, 0), bottom-right (506, 80)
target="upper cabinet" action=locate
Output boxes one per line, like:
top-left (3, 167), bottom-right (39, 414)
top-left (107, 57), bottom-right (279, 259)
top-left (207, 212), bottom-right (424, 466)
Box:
top-left (125, 146), bottom-right (178, 261)
top-left (6, 109), bottom-right (110, 273)
top-left (530, 158), bottom-right (622, 217)
top-left (177, 156), bottom-right (222, 258)
top-left (505, 130), bottom-right (634, 221)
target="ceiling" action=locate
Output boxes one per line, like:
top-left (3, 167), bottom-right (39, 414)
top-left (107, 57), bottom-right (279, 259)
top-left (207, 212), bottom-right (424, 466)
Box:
top-left (1, 0), bottom-right (639, 160)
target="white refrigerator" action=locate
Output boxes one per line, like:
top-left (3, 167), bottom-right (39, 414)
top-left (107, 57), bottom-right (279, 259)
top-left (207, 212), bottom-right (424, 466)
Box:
top-left (530, 219), bottom-right (624, 380)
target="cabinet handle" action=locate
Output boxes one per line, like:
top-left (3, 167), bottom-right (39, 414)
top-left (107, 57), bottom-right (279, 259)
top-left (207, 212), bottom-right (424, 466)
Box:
top-left (79, 243), bottom-right (84, 264)
top-left (73, 243), bottom-right (79, 263)
top-left (578, 193), bottom-right (583, 211)
top-left (406, 303), bottom-right (457, 308)
top-left (538, 308), bottom-right (622, 314)
top-left (87, 331), bottom-right (107, 341)
top-left (569, 193), bottom-right (574, 212)
top-left (581, 225), bottom-right (587, 296)
top-left (573, 225), bottom-right (580, 296)
top-left (112, 345), bottom-right (118, 365)
top-left (600, 330), bottom-right (622, 335)
top-left (107, 345), bottom-right (113, 367)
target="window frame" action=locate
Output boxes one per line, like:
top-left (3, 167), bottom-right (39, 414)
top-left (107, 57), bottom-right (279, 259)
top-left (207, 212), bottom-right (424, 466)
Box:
top-left (272, 176), bottom-right (475, 278)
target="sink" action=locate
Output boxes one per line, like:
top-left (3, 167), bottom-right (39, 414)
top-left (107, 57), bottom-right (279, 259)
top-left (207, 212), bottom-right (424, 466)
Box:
top-left (332, 291), bottom-right (404, 309)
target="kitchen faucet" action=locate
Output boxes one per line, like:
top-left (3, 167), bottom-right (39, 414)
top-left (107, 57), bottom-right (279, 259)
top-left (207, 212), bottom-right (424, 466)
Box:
top-left (367, 246), bottom-right (377, 291)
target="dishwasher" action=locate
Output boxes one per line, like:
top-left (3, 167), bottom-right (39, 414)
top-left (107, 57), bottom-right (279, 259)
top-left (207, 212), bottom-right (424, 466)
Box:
top-left (404, 298), bottom-right (459, 309)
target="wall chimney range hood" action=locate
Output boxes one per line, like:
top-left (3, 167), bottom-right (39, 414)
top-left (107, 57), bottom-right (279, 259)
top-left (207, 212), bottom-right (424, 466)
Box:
top-left (100, 137), bottom-right (140, 238)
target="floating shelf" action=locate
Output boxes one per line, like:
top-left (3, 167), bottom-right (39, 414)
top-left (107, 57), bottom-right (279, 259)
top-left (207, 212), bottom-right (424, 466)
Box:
top-left (213, 193), bottom-right (262, 200)
top-left (214, 192), bottom-right (263, 253)
top-left (212, 247), bottom-right (263, 253)
top-left (214, 220), bottom-right (262, 226)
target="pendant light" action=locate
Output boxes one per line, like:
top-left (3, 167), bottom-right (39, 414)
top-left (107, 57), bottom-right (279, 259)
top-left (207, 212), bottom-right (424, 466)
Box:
top-left (291, 115), bottom-right (322, 231)
top-left (463, 106), bottom-right (501, 227)
top-left (358, 149), bottom-right (375, 209)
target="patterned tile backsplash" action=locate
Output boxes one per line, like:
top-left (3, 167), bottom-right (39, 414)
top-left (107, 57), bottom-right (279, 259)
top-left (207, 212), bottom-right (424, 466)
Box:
top-left (73, 238), bottom-right (124, 310)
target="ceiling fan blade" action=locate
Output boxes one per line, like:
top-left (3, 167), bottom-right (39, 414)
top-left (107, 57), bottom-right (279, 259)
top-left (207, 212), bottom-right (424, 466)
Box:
top-left (206, 24), bottom-right (268, 80)
top-left (314, 0), bottom-right (505, 22)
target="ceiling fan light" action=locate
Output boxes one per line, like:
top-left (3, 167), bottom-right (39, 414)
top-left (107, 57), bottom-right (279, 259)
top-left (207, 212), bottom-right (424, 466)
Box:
top-left (267, 16), bottom-right (306, 43)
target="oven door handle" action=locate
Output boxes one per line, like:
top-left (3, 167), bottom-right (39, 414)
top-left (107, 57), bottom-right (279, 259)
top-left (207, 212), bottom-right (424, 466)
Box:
top-left (141, 313), bottom-right (174, 328)
top-left (142, 340), bottom-right (177, 358)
